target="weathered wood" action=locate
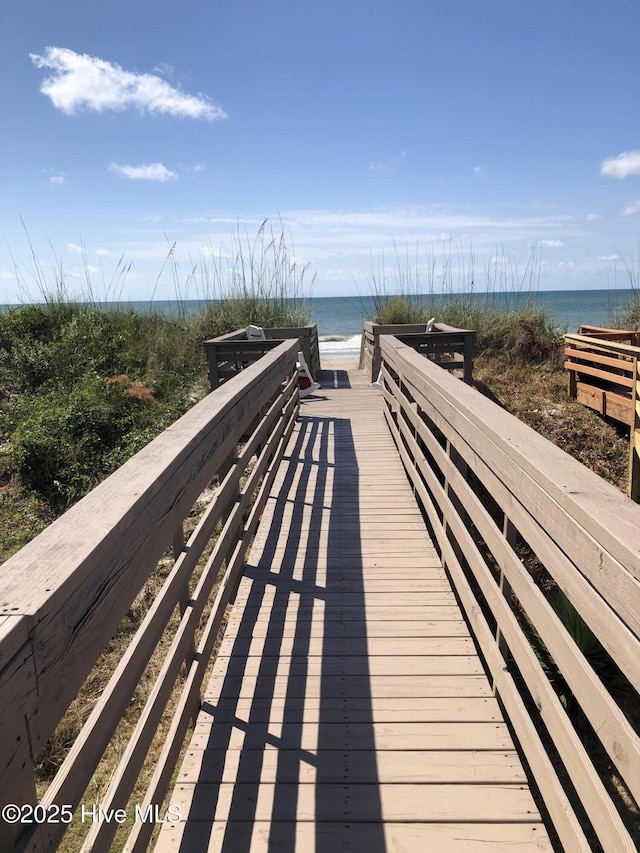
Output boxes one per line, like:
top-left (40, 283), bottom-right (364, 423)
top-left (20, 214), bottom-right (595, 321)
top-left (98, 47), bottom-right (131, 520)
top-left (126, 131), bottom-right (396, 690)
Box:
top-left (124, 401), bottom-right (299, 853)
top-left (0, 341), bottom-right (299, 852)
top-left (157, 361), bottom-right (549, 852)
top-left (361, 321), bottom-right (475, 383)
top-left (170, 781), bottom-right (544, 823)
top-left (205, 324), bottom-right (320, 389)
top-left (179, 745), bottom-right (523, 782)
top-left (157, 821), bottom-right (552, 852)
top-left (380, 334), bottom-right (640, 852)
top-left (630, 362), bottom-right (640, 500)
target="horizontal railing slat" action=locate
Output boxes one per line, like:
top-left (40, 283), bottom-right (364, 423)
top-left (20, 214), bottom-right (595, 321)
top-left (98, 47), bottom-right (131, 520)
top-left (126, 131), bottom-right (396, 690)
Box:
top-left (383, 366), bottom-right (640, 806)
top-left (0, 340), bottom-right (298, 852)
top-left (379, 335), bottom-right (640, 852)
top-left (382, 385), bottom-right (592, 850)
top-left (124, 390), bottom-right (299, 853)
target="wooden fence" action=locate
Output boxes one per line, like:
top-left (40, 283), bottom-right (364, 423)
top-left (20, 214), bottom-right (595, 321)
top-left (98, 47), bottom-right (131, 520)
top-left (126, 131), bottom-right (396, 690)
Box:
top-left (204, 324), bottom-right (320, 390)
top-left (564, 326), bottom-right (640, 500)
top-left (564, 327), bottom-right (640, 426)
top-left (360, 321), bottom-right (475, 384)
top-left (0, 341), bottom-right (299, 853)
top-left (379, 334), bottom-right (640, 852)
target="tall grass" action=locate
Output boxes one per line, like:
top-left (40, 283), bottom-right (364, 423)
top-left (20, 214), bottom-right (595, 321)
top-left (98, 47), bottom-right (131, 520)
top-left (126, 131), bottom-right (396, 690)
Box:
top-left (0, 221), bottom-right (314, 517)
top-left (366, 241), bottom-right (560, 362)
top-left (609, 248), bottom-right (640, 330)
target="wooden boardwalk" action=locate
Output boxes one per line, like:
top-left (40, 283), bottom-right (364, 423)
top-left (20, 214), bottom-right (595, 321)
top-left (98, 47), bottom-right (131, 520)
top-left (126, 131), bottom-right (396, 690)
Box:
top-left (157, 366), bottom-right (552, 852)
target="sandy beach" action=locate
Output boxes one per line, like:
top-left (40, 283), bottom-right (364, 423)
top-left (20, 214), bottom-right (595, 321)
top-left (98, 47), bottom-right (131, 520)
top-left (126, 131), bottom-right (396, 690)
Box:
top-left (319, 354), bottom-right (360, 371)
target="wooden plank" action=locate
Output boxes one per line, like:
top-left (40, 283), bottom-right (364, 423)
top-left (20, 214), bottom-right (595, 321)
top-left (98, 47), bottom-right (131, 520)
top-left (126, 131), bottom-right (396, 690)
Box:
top-left (169, 781), bottom-right (541, 823)
top-left (188, 720), bottom-right (515, 751)
top-left (203, 674), bottom-right (494, 700)
top-left (211, 655), bottom-right (485, 679)
top-left (158, 362), bottom-right (549, 852)
top-left (178, 746), bottom-right (524, 784)
top-left (564, 332), bottom-right (640, 358)
top-left (225, 619), bottom-right (471, 639)
top-left (228, 607), bottom-right (465, 622)
top-left (217, 636), bottom-right (475, 657)
top-left (156, 820), bottom-right (552, 853)
top-left (564, 345), bottom-right (636, 370)
top-left (196, 696), bottom-right (502, 723)
top-left (576, 382), bottom-right (606, 413)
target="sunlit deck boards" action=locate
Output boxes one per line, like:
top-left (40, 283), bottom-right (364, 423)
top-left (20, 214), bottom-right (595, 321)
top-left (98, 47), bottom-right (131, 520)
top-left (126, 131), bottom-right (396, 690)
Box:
top-left (156, 366), bottom-right (552, 852)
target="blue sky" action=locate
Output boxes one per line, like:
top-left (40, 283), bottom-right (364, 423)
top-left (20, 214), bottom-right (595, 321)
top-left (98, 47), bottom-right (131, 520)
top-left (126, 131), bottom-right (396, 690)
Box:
top-left (1, 0), bottom-right (639, 302)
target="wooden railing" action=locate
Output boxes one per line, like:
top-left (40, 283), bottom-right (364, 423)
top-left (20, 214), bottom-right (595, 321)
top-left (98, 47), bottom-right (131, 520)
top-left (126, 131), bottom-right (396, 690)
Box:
top-left (564, 326), bottom-right (640, 500)
top-left (360, 321), bottom-right (475, 384)
top-left (379, 335), bottom-right (640, 852)
top-left (564, 327), bottom-right (640, 426)
top-left (204, 323), bottom-right (320, 390)
top-left (575, 324), bottom-right (640, 348)
top-left (0, 341), bottom-right (299, 853)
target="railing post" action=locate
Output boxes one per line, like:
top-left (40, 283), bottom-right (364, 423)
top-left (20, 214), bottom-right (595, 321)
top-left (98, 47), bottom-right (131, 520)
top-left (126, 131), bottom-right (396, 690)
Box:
top-left (462, 330), bottom-right (475, 385)
top-left (494, 516), bottom-right (515, 696)
top-left (629, 358), bottom-right (640, 501)
top-left (173, 523), bottom-right (198, 673)
top-left (0, 729), bottom-right (38, 851)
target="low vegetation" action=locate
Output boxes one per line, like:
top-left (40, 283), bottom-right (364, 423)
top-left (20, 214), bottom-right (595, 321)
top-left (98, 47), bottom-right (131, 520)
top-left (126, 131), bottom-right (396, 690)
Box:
top-left (0, 224), bottom-right (313, 851)
top-left (0, 223), bottom-right (312, 557)
top-left (2, 230), bottom-right (639, 848)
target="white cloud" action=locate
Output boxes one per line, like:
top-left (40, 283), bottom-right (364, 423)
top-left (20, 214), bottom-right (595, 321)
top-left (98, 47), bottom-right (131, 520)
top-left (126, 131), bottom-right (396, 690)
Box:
top-left (621, 199), bottom-right (640, 216)
top-left (30, 47), bottom-right (226, 120)
top-left (473, 165), bottom-right (484, 175)
top-left (369, 151), bottom-right (407, 173)
top-left (585, 213), bottom-right (601, 221)
top-left (600, 150), bottom-right (640, 179)
top-left (597, 255), bottom-right (619, 261)
top-left (110, 162), bottom-right (177, 182)
top-left (95, 248), bottom-right (110, 256)
top-left (539, 240), bottom-right (564, 248)
top-left (45, 168), bottom-right (67, 184)
top-left (66, 242), bottom-right (84, 254)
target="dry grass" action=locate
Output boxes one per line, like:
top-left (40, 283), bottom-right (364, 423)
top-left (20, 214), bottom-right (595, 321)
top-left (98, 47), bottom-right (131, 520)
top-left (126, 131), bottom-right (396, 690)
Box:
top-left (473, 344), bottom-right (639, 846)
top-left (8, 330), bottom-right (639, 848)
top-left (33, 462), bottom-right (251, 851)
top-left (473, 347), bottom-right (629, 492)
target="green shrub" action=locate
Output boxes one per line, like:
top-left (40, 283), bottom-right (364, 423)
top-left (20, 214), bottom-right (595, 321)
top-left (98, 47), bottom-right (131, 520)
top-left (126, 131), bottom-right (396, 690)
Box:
top-left (373, 295), bottom-right (432, 325)
top-left (0, 219), bottom-right (314, 536)
top-left (439, 300), bottom-right (562, 364)
top-left (1, 375), bottom-right (186, 509)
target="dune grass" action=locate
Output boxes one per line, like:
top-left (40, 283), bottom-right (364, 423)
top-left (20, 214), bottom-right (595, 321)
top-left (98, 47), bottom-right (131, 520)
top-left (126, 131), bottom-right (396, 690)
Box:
top-left (0, 222), bottom-right (312, 534)
top-left (366, 242), bottom-right (561, 363)
top-left (0, 222), bottom-right (314, 851)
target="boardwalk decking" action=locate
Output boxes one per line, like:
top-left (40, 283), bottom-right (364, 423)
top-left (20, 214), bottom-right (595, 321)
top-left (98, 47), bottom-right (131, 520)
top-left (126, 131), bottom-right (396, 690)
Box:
top-left (157, 366), bottom-right (552, 852)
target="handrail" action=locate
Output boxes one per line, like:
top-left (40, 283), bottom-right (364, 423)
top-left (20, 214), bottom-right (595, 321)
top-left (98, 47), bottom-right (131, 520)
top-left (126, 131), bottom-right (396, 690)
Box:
top-left (564, 330), bottom-right (640, 426)
top-left (0, 340), bottom-right (299, 852)
top-left (204, 323), bottom-right (320, 389)
top-left (564, 330), bottom-right (640, 499)
top-left (379, 334), bottom-right (640, 852)
top-left (361, 321), bottom-right (475, 384)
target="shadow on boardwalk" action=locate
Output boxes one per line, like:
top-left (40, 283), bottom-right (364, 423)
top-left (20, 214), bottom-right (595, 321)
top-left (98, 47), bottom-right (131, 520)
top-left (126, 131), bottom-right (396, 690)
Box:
top-left (179, 413), bottom-right (386, 852)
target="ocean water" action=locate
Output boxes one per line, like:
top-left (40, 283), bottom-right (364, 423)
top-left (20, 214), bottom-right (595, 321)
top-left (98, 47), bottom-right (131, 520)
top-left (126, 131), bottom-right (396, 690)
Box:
top-left (308, 288), bottom-right (638, 357)
top-left (2, 288), bottom-right (636, 358)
